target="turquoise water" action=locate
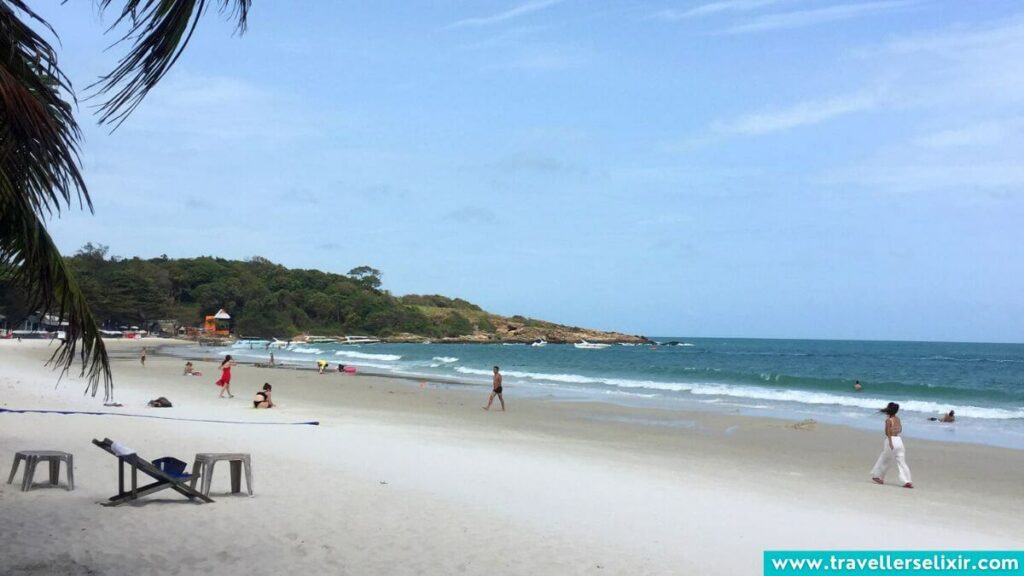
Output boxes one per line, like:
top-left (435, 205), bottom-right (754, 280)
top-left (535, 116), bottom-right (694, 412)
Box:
top-left (189, 338), bottom-right (1024, 449)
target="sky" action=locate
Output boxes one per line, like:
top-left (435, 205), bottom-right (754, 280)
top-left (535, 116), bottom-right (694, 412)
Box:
top-left (30, 1), bottom-right (1024, 342)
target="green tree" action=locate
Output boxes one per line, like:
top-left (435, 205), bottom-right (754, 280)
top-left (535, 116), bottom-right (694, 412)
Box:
top-left (347, 266), bottom-right (382, 290)
top-left (0, 1), bottom-right (250, 399)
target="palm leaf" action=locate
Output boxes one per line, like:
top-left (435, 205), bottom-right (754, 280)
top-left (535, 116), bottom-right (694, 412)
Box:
top-left (0, 0), bottom-right (109, 397)
top-left (92, 0), bottom-right (251, 128)
top-left (0, 196), bottom-right (111, 399)
top-left (2, 0), bottom-right (250, 398)
top-left (0, 0), bottom-right (88, 215)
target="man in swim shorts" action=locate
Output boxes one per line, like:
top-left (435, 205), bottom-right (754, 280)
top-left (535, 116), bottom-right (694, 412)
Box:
top-left (484, 365), bottom-right (505, 411)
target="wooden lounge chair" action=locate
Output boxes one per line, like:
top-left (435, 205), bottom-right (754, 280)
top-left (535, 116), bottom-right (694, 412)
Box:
top-left (91, 438), bottom-right (214, 506)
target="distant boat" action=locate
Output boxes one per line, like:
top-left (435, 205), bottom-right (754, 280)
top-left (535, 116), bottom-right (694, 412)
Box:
top-left (233, 338), bottom-right (271, 349)
top-left (574, 340), bottom-right (611, 349)
top-left (531, 339), bottom-right (547, 347)
top-left (338, 336), bottom-right (381, 345)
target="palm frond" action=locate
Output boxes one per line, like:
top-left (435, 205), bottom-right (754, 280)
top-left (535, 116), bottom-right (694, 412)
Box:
top-left (0, 0), bottom-right (109, 396)
top-left (0, 196), bottom-right (112, 399)
top-left (0, 0), bottom-right (89, 216)
top-left (92, 0), bottom-right (251, 128)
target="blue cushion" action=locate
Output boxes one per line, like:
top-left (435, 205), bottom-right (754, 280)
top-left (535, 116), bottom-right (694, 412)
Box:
top-left (152, 457), bottom-right (190, 478)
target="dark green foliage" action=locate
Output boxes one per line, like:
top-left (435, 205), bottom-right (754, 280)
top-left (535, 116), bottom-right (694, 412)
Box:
top-left (439, 311), bottom-right (474, 337)
top-left (475, 315), bottom-right (496, 333)
top-left (399, 294), bottom-right (483, 311)
top-left (347, 265), bottom-right (382, 290)
top-left (0, 246), bottom-right (483, 338)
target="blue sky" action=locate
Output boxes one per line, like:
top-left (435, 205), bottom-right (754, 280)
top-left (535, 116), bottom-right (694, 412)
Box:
top-left (35, 1), bottom-right (1024, 342)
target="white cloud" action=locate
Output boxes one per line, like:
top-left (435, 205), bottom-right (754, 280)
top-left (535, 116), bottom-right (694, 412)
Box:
top-left (654, 0), bottom-right (790, 21)
top-left (723, 0), bottom-right (919, 34)
top-left (445, 0), bottom-right (566, 30)
top-left (817, 15), bottom-right (1024, 194)
top-left (913, 118), bottom-right (1024, 149)
top-left (825, 162), bottom-right (1024, 194)
top-left (713, 91), bottom-right (880, 135)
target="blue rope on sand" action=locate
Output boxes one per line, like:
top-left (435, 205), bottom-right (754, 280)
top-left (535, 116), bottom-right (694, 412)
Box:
top-left (0, 407), bottom-right (319, 426)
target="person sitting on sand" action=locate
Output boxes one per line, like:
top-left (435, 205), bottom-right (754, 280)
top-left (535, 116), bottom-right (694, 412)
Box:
top-left (337, 363), bottom-right (347, 373)
top-left (929, 410), bottom-right (955, 423)
top-left (317, 359), bottom-right (328, 374)
top-left (183, 361), bottom-right (202, 376)
top-left (254, 383), bottom-right (273, 409)
top-left (483, 366), bottom-right (505, 412)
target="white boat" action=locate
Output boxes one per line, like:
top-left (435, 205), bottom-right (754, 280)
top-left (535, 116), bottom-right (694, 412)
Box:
top-left (574, 340), bottom-right (611, 349)
top-left (339, 335), bottom-right (381, 345)
top-left (531, 339), bottom-right (547, 347)
top-left (233, 338), bottom-right (271, 349)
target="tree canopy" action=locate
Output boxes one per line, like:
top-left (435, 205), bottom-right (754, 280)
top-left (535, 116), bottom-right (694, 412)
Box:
top-left (5, 247), bottom-right (481, 340)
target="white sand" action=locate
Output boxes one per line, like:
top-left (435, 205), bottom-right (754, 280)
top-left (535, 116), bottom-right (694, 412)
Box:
top-left (1, 339), bottom-right (1021, 575)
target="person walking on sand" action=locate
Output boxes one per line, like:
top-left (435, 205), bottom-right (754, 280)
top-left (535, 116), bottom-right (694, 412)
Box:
top-left (269, 351), bottom-right (275, 367)
top-left (216, 355), bottom-right (236, 398)
top-left (140, 347), bottom-right (146, 366)
top-left (871, 402), bottom-right (913, 488)
top-left (484, 366), bottom-right (505, 411)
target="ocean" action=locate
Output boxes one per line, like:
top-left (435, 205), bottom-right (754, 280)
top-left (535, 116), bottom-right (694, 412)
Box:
top-left (177, 337), bottom-right (1024, 450)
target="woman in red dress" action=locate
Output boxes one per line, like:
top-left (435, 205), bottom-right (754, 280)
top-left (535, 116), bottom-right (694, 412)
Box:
top-left (216, 355), bottom-right (236, 398)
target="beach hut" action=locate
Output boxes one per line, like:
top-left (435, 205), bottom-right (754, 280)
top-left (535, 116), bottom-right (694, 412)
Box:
top-left (204, 309), bottom-right (232, 336)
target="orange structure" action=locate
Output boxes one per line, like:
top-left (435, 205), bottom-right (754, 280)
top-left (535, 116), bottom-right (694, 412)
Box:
top-left (203, 309), bottom-right (231, 336)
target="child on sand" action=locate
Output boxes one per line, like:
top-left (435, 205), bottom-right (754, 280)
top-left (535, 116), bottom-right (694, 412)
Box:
top-left (141, 347), bottom-right (146, 366)
top-left (317, 359), bottom-right (328, 374)
top-left (217, 355), bottom-right (236, 398)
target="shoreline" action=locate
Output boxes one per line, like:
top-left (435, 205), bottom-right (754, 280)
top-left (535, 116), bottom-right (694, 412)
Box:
top-left (2, 339), bottom-right (1022, 574)
top-left (158, 341), bottom-right (1024, 452)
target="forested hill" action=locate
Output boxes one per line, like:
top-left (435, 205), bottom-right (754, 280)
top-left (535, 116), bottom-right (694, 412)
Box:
top-left (0, 244), bottom-right (646, 343)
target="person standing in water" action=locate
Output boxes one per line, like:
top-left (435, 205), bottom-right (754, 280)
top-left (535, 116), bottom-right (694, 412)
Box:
top-left (871, 402), bottom-right (913, 488)
top-left (217, 355), bottom-right (236, 398)
top-left (853, 380), bottom-right (862, 392)
top-left (484, 366), bottom-right (505, 411)
top-left (140, 347), bottom-right (147, 366)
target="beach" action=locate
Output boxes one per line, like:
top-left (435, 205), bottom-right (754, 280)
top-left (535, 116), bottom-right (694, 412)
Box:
top-left (1, 339), bottom-right (1022, 575)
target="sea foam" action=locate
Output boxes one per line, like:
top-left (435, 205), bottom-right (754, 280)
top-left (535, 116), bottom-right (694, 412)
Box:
top-left (334, 351), bottom-right (402, 361)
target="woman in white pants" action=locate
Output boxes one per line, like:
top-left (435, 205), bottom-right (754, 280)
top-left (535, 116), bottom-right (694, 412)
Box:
top-left (871, 402), bottom-right (913, 488)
